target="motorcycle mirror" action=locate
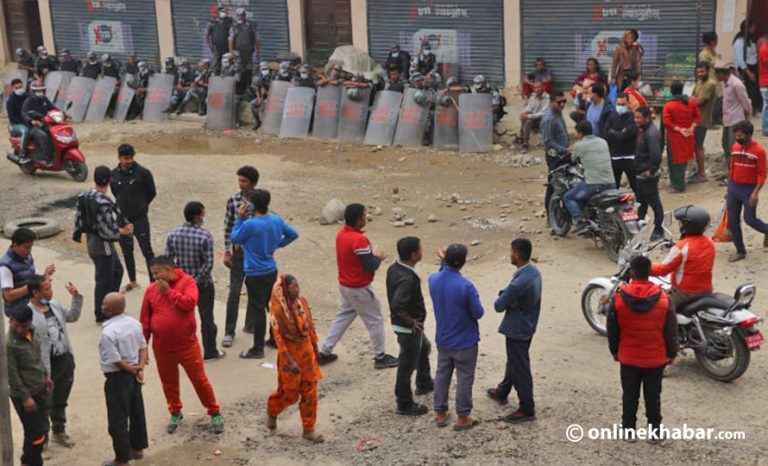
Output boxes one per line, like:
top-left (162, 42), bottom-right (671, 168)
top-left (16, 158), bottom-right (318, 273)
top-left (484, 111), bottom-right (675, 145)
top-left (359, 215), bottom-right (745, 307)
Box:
top-left (66, 101), bottom-right (74, 111)
top-left (734, 284), bottom-right (756, 306)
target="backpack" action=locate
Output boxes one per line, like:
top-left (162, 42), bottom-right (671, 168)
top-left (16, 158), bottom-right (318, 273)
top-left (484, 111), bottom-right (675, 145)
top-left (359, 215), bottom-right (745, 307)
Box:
top-left (76, 194), bottom-right (100, 234)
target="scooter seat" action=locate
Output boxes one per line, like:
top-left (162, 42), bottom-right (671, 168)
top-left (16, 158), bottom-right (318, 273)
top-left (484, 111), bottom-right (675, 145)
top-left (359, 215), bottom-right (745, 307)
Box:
top-left (587, 189), bottom-right (627, 207)
top-left (678, 292), bottom-right (735, 317)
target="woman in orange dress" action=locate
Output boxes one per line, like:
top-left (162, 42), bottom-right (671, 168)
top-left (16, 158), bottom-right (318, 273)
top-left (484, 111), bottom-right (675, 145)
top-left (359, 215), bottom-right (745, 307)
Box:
top-left (266, 275), bottom-right (324, 443)
top-left (662, 81), bottom-right (701, 193)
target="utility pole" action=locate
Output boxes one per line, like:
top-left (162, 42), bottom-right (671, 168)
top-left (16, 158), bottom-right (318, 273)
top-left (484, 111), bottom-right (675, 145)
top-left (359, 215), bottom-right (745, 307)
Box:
top-left (0, 300), bottom-right (13, 466)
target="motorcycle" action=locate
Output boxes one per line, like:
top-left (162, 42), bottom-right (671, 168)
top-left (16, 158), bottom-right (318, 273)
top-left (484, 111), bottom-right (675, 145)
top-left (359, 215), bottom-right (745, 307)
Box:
top-left (6, 105), bottom-right (88, 182)
top-left (547, 160), bottom-right (640, 262)
top-left (581, 216), bottom-right (764, 382)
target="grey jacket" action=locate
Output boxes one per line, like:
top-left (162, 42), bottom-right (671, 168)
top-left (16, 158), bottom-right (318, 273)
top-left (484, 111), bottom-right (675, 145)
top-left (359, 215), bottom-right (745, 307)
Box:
top-left (29, 294), bottom-right (83, 373)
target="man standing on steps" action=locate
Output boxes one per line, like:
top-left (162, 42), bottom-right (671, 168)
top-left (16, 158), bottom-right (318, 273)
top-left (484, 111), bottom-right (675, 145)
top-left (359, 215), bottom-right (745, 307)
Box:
top-left (111, 144), bottom-right (156, 293)
top-left (317, 203), bottom-right (399, 370)
top-left (222, 166), bottom-right (259, 348)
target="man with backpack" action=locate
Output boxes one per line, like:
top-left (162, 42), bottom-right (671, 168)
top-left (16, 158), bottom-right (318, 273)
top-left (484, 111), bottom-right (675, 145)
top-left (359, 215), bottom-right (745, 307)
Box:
top-left (73, 165), bottom-right (134, 322)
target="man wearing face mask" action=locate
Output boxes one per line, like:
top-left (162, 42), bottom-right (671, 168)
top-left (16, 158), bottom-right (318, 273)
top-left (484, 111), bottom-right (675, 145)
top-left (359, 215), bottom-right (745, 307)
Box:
top-left (219, 53), bottom-right (241, 81)
top-left (100, 54), bottom-right (121, 80)
top-left (471, 75), bottom-right (506, 126)
top-left (6, 79), bottom-right (31, 163)
top-left (417, 42), bottom-right (436, 76)
top-left (58, 49), bottom-right (81, 75)
top-left (187, 59), bottom-right (212, 116)
top-left (165, 59), bottom-right (195, 115)
top-left (604, 93), bottom-right (638, 192)
top-left (34, 46), bottom-right (59, 80)
top-left (16, 48), bottom-right (36, 73)
top-left (293, 64), bottom-right (317, 89)
top-left (163, 57), bottom-right (178, 83)
top-left (275, 61), bottom-right (293, 82)
top-left (207, 7), bottom-right (233, 74)
top-left (127, 62), bottom-right (152, 120)
top-left (81, 52), bottom-right (101, 79)
top-left (125, 53), bottom-right (139, 75)
top-left (21, 81), bottom-right (57, 165)
top-left (316, 64), bottom-right (345, 87)
top-left (248, 62), bottom-right (273, 130)
top-left (385, 45), bottom-right (411, 81)
top-left (229, 8), bottom-right (260, 94)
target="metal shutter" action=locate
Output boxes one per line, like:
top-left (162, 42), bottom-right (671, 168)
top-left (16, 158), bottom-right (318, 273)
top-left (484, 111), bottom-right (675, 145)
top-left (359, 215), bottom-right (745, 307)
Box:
top-left (367, 0), bottom-right (505, 85)
top-left (50, 0), bottom-right (160, 65)
top-left (520, 0), bottom-right (717, 91)
top-left (171, 0), bottom-right (290, 63)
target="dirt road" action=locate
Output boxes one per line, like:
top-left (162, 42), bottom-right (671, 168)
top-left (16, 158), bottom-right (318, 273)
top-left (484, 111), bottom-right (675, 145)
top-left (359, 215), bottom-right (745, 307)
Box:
top-left (1, 117), bottom-right (767, 466)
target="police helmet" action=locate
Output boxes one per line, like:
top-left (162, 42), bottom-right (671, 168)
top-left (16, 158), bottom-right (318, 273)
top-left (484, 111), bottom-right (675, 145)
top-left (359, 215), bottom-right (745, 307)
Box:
top-left (259, 61), bottom-right (270, 70)
top-left (446, 77), bottom-right (459, 87)
top-left (101, 53), bottom-right (111, 62)
top-left (299, 64), bottom-right (311, 73)
top-left (438, 95), bottom-right (454, 107)
top-left (674, 205), bottom-right (710, 236)
top-left (37, 46), bottom-right (46, 53)
top-left (473, 75), bottom-right (486, 86)
top-left (413, 90), bottom-right (428, 106)
top-left (164, 56), bottom-right (175, 64)
top-left (347, 87), bottom-right (364, 101)
top-left (199, 59), bottom-right (211, 67)
top-left (88, 51), bottom-right (97, 59)
top-left (236, 8), bottom-right (246, 16)
top-left (279, 61), bottom-right (291, 73)
top-left (137, 61), bottom-right (149, 71)
top-left (15, 48), bottom-right (25, 57)
top-left (60, 48), bottom-right (71, 55)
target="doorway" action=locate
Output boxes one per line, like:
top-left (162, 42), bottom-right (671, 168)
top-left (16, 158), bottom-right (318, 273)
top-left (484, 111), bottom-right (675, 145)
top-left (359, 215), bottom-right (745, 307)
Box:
top-left (3, 0), bottom-right (44, 57)
top-left (304, 0), bottom-right (352, 66)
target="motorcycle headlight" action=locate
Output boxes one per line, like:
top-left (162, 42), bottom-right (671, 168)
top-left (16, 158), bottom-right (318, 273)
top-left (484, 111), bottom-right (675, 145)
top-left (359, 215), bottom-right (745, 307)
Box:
top-left (55, 133), bottom-right (76, 144)
top-left (51, 111), bottom-right (64, 124)
top-left (734, 284), bottom-right (756, 307)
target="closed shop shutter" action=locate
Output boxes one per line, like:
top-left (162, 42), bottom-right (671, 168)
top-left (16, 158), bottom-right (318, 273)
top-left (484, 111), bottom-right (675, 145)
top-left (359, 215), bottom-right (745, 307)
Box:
top-left (520, 0), bottom-right (716, 91)
top-left (367, 0), bottom-right (505, 85)
top-left (171, 0), bottom-right (290, 64)
top-left (50, 0), bottom-right (159, 65)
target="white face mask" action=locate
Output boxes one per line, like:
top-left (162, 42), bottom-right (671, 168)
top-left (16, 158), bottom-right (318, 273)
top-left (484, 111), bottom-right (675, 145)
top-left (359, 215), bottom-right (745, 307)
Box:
top-left (14, 88), bottom-right (25, 96)
top-left (33, 91), bottom-right (45, 98)
top-left (391, 52), bottom-right (399, 58)
top-left (261, 69), bottom-right (270, 76)
top-left (219, 12), bottom-right (226, 19)
top-left (300, 72), bottom-right (309, 79)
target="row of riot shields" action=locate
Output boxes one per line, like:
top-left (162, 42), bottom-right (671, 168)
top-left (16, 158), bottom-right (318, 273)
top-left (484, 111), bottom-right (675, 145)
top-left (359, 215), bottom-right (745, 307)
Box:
top-left (244, 81), bottom-right (493, 153)
top-left (1, 70), bottom-right (177, 123)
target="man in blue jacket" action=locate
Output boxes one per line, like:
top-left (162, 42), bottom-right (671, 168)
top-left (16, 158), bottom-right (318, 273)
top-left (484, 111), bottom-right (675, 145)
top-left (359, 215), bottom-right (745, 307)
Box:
top-left (429, 244), bottom-right (484, 431)
top-left (487, 238), bottom-right (542, 424)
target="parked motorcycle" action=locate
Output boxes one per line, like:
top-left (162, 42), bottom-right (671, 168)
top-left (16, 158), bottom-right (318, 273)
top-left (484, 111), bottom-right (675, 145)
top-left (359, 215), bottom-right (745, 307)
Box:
top-left (547, 161), bottom-right (640, 262)
top-left (581, 217), bottom-right (764, 382)
top-left (6, 105), bottom-right (88, 182)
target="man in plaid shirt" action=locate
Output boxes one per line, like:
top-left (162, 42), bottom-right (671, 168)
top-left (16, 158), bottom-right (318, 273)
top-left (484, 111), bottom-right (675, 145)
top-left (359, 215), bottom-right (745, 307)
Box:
top-left (166, 202), bottom-right (224, 360)
top-left (73, 165), bottom-right (134, 322)
top-left (221, 166), bottom-right (259, 348)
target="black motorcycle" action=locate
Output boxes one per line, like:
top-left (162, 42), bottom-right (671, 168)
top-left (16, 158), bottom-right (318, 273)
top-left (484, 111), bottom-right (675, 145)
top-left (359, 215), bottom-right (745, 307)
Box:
top-left (547, 162), bottom-right (641, 262)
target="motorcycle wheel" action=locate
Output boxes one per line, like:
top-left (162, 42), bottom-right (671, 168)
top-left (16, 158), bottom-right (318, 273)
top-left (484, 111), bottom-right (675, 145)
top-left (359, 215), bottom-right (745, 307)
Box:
top-left (65, 160), bottom-right (88, 182)
top-left (548, 195), bottom-right (571, 236)
top-left (601, 215), bottom-right (625, 263)
top-left (694, 326), bottom-right (750, 382)
top-left (581, 284), bottom-right (610, 336)
top-left (20, 163), bottom-right (37, 176)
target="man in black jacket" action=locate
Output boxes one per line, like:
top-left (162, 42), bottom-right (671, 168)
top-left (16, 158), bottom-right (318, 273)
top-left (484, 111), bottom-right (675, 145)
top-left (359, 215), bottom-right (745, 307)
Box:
top-left (605, 93), bottom-right (638, 192)
top-left (6, 78), bottom-right (31, 162)
top-left (110, 144), bottom-right (156, 292)
top-left (386, 236), bottom-right (433, 416)
top-left (21, 81), bottom-right (57, 165)
top-left (634, 107), bottom-right (665, 240)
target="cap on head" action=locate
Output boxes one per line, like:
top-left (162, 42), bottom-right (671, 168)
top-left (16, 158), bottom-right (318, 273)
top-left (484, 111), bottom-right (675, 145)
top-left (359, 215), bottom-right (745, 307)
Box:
top-left (94, 165), bottom-right (112, 185)
top-left (446, 76), bottom-right (458, 87)
top-left (165, 56), bottom-right (175, 63)
top-left (15, 48), bottom-right (24, 56)
top-left (259, 61), bottom-right (270, 70)
top-left (181, 58), bottom-right (190, 66)
top-left (236, 7), bottom-right (246, 16)
top-left (101, 53), bottom-right (111, 62)
top-left (410, 71), bottom-right (424, 81)
top-left (137, 61), bottom-right (148, 70)
top-left (473, 75), bottom-right (486, 85)
top-left (37, 45), bottom-right (46, 53)
top-left (88, 51), bottom-right (97, 58)
top-left (199, 58), bottom-right (210, 66)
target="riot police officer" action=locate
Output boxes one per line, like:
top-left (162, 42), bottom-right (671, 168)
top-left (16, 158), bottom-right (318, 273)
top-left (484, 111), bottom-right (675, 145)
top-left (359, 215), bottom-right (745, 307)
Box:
top-left (292, 64), bottom-right (316, 89)
top-left (34, 46), bottom-right (59, 79)
top-left (125, 53), bottom-right (139, 75)
top-left (274, 61), bottom-right (293, 82)
top-left (229, 8), bottom-right (259, 94)
top-left (385, 45), bottom-right (411, 80)
top-left (58, 49), bottom-right (81, 74)
top-left (126, 62), bottom-right (152, 120)
top-left (16, 48), bottom-right (36, 73)
top-left (100, 54), bottom-right (121, 80)
top-left (207, 6), bottom-right (233, 74)
top-left (472, 75), bottom-right (507, 127)
top-left (163, 57), bottom-right (178, 83)
top-left (81, 52), bottom-right (101, 79)
top-left (247, 61), bottom-right (272, 129)
top-left (417, 42), bottom-right (436, 76)
top-left (317, 64), bottom-right (346, 87)
top-left (219, 53), bottom-right (241, 82)
top-left (189, 59), bottom-right (213, 116)
top-left (165, 59), bottom-right (196, 115)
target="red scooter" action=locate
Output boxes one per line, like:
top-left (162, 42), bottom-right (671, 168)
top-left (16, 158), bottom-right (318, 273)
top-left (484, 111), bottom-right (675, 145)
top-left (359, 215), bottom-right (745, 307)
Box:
top-left (6, 106), bottom-right (88, 182)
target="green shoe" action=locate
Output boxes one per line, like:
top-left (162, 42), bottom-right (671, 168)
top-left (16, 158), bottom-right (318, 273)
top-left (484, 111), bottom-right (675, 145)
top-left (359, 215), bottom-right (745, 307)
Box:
top-left (211, 413), bottom-right (224, 434)
top-left (167, 413), bottom-right (184, 434)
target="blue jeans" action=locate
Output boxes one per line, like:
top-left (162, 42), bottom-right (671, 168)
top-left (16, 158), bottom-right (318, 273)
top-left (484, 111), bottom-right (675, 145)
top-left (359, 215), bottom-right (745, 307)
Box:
top-left (10, 124), bottom-right (29, 154)
top-left (761, 87), bottom-right (768, 136)
top-left (728, 182), bottom-right (768, 255)
top-left (564, 181), bottom-right (614, 222)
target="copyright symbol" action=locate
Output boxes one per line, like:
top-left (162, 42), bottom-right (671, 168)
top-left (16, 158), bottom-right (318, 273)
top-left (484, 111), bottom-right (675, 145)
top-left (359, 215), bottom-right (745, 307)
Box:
top-left (566, 424), bottom-right (584, 443)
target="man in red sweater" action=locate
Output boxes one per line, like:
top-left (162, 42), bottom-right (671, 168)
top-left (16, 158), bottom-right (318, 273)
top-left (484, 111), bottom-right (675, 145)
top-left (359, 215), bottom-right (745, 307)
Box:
top-left (607, 256), bottom-right (678, 445)
top-left (726, 120), bottom-right (768, 262)
top-left (759, 35), bottom-right (767, 136)
top-left (140, 256), bottom-right (224, 435)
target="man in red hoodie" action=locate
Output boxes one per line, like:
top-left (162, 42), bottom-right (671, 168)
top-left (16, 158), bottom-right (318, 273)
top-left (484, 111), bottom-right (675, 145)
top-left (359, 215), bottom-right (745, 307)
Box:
top-left (607, 256), bottom-right (678, 445)
top-left (140, 256), bottom-right (223, 435)
top-left (726, 120), bottom-right (768, 262)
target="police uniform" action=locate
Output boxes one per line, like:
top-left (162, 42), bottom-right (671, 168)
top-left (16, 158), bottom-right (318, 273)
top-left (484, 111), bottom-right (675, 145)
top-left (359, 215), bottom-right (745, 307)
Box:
top-left (35, 55), bottom-right (59, 77)
top-left (101, 61), bottom-right (121, 80)
top-left (292, 75), bottom-right (317, 89)
top-left (125, 62), bottom-right (139, 76)
top-left (188, 66), bottom-right (212, 116)
top-left (126, 71), bottom-right (151, 121)
top-left (59, 58), bottom-right (81, 75)
top-left (81, 61), bottom-right (102, 80)
top-left (229, 19), bottom-right (258, 93)
top-left (207, 16), bottom-right (233, 74)
top-left (247, 72), bottom-right (273, 128)
top-left (166, 66), bottom-right (196, 114)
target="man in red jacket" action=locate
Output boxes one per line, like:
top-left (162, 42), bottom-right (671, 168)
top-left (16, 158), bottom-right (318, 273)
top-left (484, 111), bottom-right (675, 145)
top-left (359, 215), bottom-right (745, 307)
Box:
top-left (726, 120), bottom-right (768, 262)
top-left (607, 256), bottom-right (678, 445)
top-left (140, 256), bottom-right (223, 435)
top-left (651, 205), bottom-right (715, 309)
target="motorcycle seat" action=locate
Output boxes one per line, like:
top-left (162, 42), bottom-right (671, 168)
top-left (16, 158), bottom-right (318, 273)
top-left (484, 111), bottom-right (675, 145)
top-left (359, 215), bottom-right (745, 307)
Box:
top-left (678, 292), bottom-right (735, 317)
top-left (587, 189), bottom-right (627, 207)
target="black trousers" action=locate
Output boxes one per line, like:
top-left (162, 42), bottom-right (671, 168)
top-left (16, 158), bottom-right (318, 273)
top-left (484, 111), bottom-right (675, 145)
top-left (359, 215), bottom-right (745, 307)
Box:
top-left (245, 270), bottom-right (278, 352)
top-left (105, 371), bottom-right (148, 463)
top-left (119, 214), bottom-right (155, 283)
top-left (620, 364), bottom-right (664, 431)
top-left (198, 281), bottom-right (218, 358)
top-left (47, 352), bottom-right (75, 434)
top-left (395, 331), bottom-right (432, 408)
top-left (496, 337), bottom-right (535, 415)
top-left (225, 253), bottom-right (248, 336)
top-left (28, 126), bottom-right (53, 163)
top-left (636, 176), bottom-right (664, 230)
top-left (611, 158), bottom-right (637, 192)
top-left (12, 393), bottom-right (48, 466)
top-left (91, 248), bottom-right (124, 321)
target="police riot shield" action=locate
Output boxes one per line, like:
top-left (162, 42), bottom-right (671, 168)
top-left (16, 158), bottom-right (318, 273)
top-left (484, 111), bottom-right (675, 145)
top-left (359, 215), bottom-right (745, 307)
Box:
top-left (113, 74), bottom-right (135, 122)
top-left (64, 77), bottom-right (97, 122)
top-left (53, 72), bottom-right (76, 109)
top-left (44, 71), bottom-right (64, 102)
top-left (261, 80), bottom-right (291, 135)
top-left (206, 76), bottom-right (237, 130)
top-left (311, 85), bottom-right (342, 139)
top-left (143, 74), bottom-right (175, 122)
top-left (84, 76), bottom-right (118, 122)
top-left (393, 88), bottom-right (431, 147)
top-left (279, 87), bottom-right (316, 139)
top-left (458, 93), bottom-right (493, 153)
top-left (363, 90), bottom-right (402, 146)
top-left (433, 95), bottom-right (460, 150)
top-left (337, 87), bottom-right (371, 144)
top-left (1, 69), bottom-right (27, 116)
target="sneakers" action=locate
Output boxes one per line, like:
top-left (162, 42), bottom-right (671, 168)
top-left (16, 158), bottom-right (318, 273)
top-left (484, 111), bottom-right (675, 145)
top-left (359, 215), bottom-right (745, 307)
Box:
top-left (396, 402), bottom-right (429, 416)
top-left (167, 413), bottom-right (184, 434)
top-left (242, 326), bottom-right (255, 334)
top-left (503, 410), bottom-right (536, 424)
top-left (486, 388), bottom-right (509, 406)
top-left (374, 353), bottom-right (399, 369)
top-left (204, 349), bottom-right (226, 361)
top-left (265, 339), bottom-right (278, 349)
top-left (239, 348), bottom-right (265, 359)
top-left (650, 228), bottom-right (665, 242)
top-left (221, 334), bottom-right (234, 348)
top-left (211, 414), bottom-right (224, 434)
top-left (317, 352), bottom-right (338, 365)
top-left (572, 219), bottom-right (591, 236)
top-left (52, 431), bottom-right (75, 448)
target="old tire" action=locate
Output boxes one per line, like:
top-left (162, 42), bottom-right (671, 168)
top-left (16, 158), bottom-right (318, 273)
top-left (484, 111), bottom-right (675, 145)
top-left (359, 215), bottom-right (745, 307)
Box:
top-left (3, 217), bottom-right (61, 239)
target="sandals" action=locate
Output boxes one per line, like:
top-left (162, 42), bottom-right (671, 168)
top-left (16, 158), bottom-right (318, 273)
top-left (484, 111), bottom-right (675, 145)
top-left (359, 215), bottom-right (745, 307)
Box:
top-left (435, 412), bottom-right (451, 428)
top-left (453, 416), bottom-right (481, 431)
top-left (121, 282), bottom-right (141, 293)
